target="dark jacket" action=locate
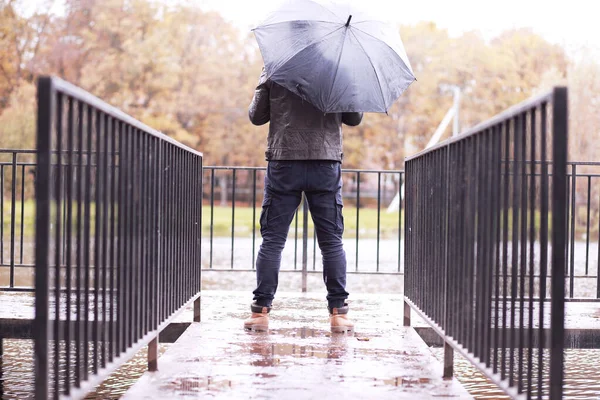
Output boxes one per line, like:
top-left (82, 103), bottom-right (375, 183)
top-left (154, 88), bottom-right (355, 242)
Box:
top-left (248, 69), bottom-right (363, 161)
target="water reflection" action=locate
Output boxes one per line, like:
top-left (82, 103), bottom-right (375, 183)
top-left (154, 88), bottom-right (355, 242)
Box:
top-left (246, 327), bottom-right (350, 369)
top-left (158, 375), bottom-right (233, 396)
top-left (3, 336), bottom-right (600, 398)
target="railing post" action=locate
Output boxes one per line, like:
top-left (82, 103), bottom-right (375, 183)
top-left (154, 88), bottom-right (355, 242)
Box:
top-left (403, 300), bottom-right (411, 327)
top-left (302, 193), bottom-right (309, 293)
top-left (194, 296), bottom-right (201, 322)
top-left (148, 337), bottom-right (158, 372)
top-left (443, 342), bottom-right (454, 378)
top-left (550, 86), bottom-right (568, 400)
top-left (34, 76), bottom-right (52, 400)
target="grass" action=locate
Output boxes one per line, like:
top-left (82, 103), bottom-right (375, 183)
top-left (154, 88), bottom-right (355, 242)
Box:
top-left (2, 199), bottom-right (598, 241)
top-left (202, 205), bottom-right (402, 239)
top-left (1, 200), bottom-right (401, 240)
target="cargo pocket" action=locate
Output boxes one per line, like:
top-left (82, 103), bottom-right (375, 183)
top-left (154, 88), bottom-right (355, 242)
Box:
top-left (335, 192), bottom-right (344, 234)
top-left (259, 197), bottom-right (271, 234)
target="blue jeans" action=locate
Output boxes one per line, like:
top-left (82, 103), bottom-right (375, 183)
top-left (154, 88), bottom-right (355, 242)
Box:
top-left (253, 160), bottom-right (349, 310)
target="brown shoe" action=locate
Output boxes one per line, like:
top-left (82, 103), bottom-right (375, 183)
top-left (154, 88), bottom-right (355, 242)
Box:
top-left (330, 304), bottom-right (354, 334)
top-left (244, 303), bottom-right (270, 332)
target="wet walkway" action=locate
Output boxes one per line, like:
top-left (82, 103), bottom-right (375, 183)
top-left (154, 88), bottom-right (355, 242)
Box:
top-left (124, 291), bottom-right (472, 399)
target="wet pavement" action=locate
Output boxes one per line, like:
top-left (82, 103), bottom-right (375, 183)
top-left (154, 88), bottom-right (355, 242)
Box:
top-left (124, 291), bottom-right (472, 399)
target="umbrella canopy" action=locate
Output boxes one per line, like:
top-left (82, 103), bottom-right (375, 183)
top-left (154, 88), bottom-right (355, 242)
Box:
top-left (253, 0), bottom-right (416, 113)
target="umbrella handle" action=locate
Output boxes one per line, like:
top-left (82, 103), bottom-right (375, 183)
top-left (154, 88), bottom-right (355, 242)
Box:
top-left (345, 15), bottom-right (352, 27)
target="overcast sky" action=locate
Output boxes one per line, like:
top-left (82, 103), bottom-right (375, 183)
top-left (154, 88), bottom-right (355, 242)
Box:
top-left (193, 0), bottom-right (597, 55)
top-left (27, 0), bottom-right (599, 57)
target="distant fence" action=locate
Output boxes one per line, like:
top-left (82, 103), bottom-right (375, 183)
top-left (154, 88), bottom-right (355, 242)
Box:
top-left (33, 76), bottom-right (203, 399)
top-left (404, 87), bottom-right (568, 399)
top-left (201, 166), bottom-right (404, 281)
top-left (4, 154), bottom-right (599, 295)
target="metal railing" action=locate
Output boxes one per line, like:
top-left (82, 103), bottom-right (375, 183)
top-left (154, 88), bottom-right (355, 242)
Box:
top-left (0, 150), bottom-right (36, 288)
top-left (201, 166), bottom-right (404, 281)
top-left (403, 87), bottom-right (568, 399)
top-left (2, 152), bottom-right (599, 296)
top-left (565, 162), bottom-right (600, 297)
top-left (34, 76), bottom-right (203, 399)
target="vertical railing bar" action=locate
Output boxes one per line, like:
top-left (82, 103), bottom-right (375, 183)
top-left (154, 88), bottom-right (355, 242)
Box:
top-left (126, 124), bottom-right (134, 348)
top-left (116, 120), bottom-right (126, 354)
top-left (474, 133), bottom-right (483, 360)
top-left (170, 145), bottom-right (176, 317)
top-left (101, 113), bottom-right (110, 368)
top-left (377, 172), bottom-right (381, 272)
top-left (19, 164), bottom-right (25, 265)
top-left (62, 152), bottom-right (68, 268)
top-left (355, 171), bottom-right (360, 272)
top-left (64, 95), bottom-right (74, 394)
top-left (565, 174), bottom-right (570, 282)
top-left (109, 118), bottom-right (117, 362)
top-left (167, 144), bottom-right (173, 320)
top-left (509, 115), bottom-right (520, 388)
top-left (151, 136), bottom-right (160, 332)
top-left (210, 169), bottom-right (215, 269)
top-left (83, 102), bottom-right (93, 379)
top-left (93, 108), bottom-right (103, 374)
top-left (445, 143), bottom-right (453, 336)
top-left (53, 92), bottom-right (64, 398)
top-left (500, 119), bottom-right (510, 381)
top-left (138, 129), bottom-right (147, 342)
top-left (171, 145), bottom-right (177, 315)
top-left (10, 152), bottom-right (17, 287)
top-left (538, 102), bottom-right (548, 399)
top-left (294, 206), bottom-right (299, 270)
top-left (527, 108), bottom-right (537, 398)
top-left (585, 176), bottom-right (591, 275)
top-left (569, 164), bottom-right (576, 298)
top-left (518, 112), bottom-right (528, 394)
top-left (468, 137), bottom-right (477, 352)
top-left (145, 136), bottom-right (153, 334)
top-left (155, 139), bottom-right (163, 328)
top-left (176, 147), bottom-right (182, 308)
top-left (252, 169), bottom-right (257, 270)
top-left (231, 168), bottom-right (236, 269)
top-left (492, 124), bottom-right (502, 373)
top-left (485, 128), bottom-right (495, 368)
top-left (75, 102), bottom-right (84, 386)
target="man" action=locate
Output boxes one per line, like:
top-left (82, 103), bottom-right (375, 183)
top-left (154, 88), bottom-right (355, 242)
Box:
top-left (244, 67), bottom-right (363, 333)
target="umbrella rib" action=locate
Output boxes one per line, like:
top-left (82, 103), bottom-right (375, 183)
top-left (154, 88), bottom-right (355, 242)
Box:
top-left (351, 26), bottom-right (415, 76)
top-left (253, 20), bottom-right (340, 30)
top-left (349, 29), bottom-right (388, 112)
top-left (325, 28), bottom-right (349, 112)
top-left (265, 25), bottom-right (346, 81)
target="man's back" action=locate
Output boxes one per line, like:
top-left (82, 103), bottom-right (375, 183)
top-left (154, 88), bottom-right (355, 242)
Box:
top-left (249, 69), bottom-right (362, 161)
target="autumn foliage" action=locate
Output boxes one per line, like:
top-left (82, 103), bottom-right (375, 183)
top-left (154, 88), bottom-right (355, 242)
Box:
top-left (0, 0), bottom-right (597, 168)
